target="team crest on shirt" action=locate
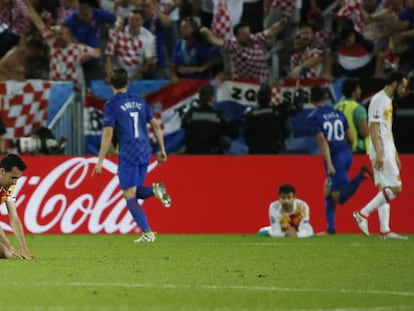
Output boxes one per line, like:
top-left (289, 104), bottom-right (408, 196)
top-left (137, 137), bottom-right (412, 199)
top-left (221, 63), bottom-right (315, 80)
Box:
top-left (373, 110), bottom-right (380, 119)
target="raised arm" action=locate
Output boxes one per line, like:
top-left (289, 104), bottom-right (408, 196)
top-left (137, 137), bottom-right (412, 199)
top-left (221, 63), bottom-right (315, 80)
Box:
top-left (199, 27), bottom-right (225, 47)
top-left (22, 0), bottom-right (46, 32)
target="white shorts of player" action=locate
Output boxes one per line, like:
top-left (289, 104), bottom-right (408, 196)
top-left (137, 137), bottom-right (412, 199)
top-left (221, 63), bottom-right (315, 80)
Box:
top-left (371, 156), bottom-right (402, 188)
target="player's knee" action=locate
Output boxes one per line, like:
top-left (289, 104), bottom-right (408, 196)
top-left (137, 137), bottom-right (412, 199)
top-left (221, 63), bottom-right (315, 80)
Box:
top-left (0, 247), bottom-right (13, 259)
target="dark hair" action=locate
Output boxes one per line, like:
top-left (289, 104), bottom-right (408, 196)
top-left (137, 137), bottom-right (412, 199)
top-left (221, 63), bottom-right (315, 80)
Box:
top-left (386, 71), bottom-right (406, 86)
top-left (257, 84), bottom-right (272, 108)
top-left (339, 27), bottom-right (355, 42)
top-left (0, 154), bottom-right (27, 172)
top-left (233, 22), bottom-right (249, 37)
top-left (299, 21), bottom-right (315, 32)
top-left (341, 79), bottom-right (359, 98)
top-left (278, 184), bottom-right (296, 195)
top-left (109, 68), bottom-right (128, 89)
top-left (310, 85), bottom-right (326, 102)
top-left (199, 85), bottom-right (215, 106)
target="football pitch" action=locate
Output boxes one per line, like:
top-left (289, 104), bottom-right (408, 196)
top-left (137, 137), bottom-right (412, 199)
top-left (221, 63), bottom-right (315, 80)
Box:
top-left (1, 234), bottom-right (413, 311)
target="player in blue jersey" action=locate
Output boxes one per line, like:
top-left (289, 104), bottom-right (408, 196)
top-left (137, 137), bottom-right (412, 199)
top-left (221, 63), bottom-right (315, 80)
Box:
top-left (92, 68), bottom-right (171, 243)
top-left (308, 85), bottom-right (372, 234)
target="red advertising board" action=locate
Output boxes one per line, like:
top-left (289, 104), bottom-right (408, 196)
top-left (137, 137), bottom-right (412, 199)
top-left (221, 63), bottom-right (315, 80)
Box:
top-left (2, 155), bottom-right (413, 234)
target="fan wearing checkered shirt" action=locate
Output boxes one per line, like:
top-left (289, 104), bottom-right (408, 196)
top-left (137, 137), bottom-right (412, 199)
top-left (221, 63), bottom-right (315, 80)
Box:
top-left (199, 14), bottom-right (289, 81)
top-left (24, 0), bottom-right (101, 91)
top-left (104, 9), bottom-right (157, 80)
top-left (93, 68), bottom-right (171, 243)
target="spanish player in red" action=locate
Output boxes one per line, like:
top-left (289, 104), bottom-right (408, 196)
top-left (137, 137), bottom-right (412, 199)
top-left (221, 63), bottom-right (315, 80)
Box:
top-left (0, 154), bottom-right (35, 259)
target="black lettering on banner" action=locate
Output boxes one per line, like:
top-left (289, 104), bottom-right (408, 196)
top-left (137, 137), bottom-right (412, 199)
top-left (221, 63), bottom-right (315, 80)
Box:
top-left (231, 87), bottom-right (242, 100)
top-left (245, 89), bottom-right (256, 102)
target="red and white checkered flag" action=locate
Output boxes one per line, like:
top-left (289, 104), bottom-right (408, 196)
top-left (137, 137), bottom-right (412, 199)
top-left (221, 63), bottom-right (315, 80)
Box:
top-left (0, 81), bottom-right (50, 138)
top-left (271, 0), bottom-right (295, 12)
top-left (336, 0), bottom-right (364, 33)
top-left (211, 0), bottom-right (232, 40)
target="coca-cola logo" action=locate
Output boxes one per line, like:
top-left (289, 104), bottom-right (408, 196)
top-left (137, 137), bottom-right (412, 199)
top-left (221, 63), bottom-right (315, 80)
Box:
top-left (0, 157), bottom-right (158, 234)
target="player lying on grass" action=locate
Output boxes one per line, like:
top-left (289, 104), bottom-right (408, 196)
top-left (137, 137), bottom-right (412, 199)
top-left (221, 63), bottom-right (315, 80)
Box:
top-left (0, 154), bottom-right (35, 259)
top-left (258, 184), bottom-right (314, 238)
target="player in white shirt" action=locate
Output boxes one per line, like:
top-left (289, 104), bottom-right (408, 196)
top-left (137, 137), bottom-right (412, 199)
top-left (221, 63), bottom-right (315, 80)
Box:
top-left (258, 184), bottom-right (314, 238)
top-left (353, 71), bottom-right (408, 240)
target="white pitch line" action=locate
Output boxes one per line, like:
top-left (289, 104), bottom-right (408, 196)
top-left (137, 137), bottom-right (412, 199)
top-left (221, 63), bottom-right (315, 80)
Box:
top-left (10, 282), bottom-right (412, 297)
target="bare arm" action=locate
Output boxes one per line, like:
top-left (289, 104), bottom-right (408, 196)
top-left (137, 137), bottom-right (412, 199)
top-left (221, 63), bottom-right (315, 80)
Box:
top-left (22, 0), bottom-right (46, 33)
top-left (199, 27), bottom-right (225, 47)
top-left (369, 121), bottom-right (383, 170)
top-left (5, 200), bottom-right (35, 259)
top-left (149, 0), bottom-right (172, 27)
top-left (265, 15), bottom-right (289, 38)
top-left (315, 132), bottom-right (335, 176)
top-left (357, 119), bottom-right (369, 139)
top-left (92, 126), bottom-right (114, 175)
top-left (149, 118), bottom-right (167, 163)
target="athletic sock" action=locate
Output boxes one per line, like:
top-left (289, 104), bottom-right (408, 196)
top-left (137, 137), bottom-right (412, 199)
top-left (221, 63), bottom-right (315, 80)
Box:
top-left (136, 185), bottom-right (153, 199)
top-left (338, 173), bottom-right (364, 204)
top-left (126, 198), bottom-right (151, 232)
top-left (325, 196), bottom-right (336, 233)
top-left (378, 203), bottom-right (391, 233)
top-left (360, 191), bottom-right (387, 217)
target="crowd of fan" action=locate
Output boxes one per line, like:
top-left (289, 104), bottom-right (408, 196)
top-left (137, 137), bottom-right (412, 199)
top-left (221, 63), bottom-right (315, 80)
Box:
top-left (0, 0), bottom-right (413, 155)
top-left (0, 0), bottom-right (413, 89)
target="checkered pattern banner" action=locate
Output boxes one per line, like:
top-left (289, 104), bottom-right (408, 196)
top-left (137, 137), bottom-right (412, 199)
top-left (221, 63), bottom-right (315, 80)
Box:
top-left (211, 0), bottom-right (232, 40)
top-left (0, 81), bottom-right (50, 138)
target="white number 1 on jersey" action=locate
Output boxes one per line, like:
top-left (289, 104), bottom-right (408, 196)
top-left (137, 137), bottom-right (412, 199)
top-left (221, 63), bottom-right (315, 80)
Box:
top-left (129, 112), bottom-right (139, 138)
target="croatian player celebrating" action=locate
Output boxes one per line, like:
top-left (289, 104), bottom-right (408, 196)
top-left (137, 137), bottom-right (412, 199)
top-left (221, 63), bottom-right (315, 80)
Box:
top-left (93, 68), bottom-right (171, 243)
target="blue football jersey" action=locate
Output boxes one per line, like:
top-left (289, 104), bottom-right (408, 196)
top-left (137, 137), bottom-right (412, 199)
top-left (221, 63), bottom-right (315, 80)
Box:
top-left (103, 92), bottom-right (154, 166)
top-left (308, 105), bottom-right (350, 155)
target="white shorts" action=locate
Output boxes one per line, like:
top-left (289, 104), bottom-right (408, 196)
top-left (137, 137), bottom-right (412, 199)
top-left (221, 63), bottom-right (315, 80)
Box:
top-left (372, 157), bottom-right (402, 188)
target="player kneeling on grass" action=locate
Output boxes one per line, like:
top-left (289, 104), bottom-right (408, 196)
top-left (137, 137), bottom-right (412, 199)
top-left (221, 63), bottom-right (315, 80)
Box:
top-left (258, 184), bottom-right (314, 238)
top-left (0, 154), bottom-right (35, 259)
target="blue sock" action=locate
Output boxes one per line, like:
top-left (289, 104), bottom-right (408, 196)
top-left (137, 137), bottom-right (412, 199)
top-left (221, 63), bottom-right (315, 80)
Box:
top-left (325, 196), bottom-right (336, 233)
top-left (338, 173), bottom-right (363, 204)
top-left (126, 198), bottom-right (151, 232)
top-left (136, 186), bottom-right (153, 199)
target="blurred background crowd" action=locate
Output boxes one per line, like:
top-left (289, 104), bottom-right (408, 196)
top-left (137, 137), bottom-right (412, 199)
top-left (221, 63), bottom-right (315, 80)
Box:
top-left (0, 0), bottom-right (413, 155)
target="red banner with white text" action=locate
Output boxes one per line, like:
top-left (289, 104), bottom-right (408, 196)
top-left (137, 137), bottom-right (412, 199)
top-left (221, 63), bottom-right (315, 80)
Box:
top-left (2, 155), bottom-right (413, 234)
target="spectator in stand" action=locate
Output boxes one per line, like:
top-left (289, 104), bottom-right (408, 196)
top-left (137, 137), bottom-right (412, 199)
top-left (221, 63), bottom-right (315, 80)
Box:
top-left (64, 3), bottom-right (118, 82)
top-left (135, 0), bottom-right (171, 79)
top-left (244, 83), bottom-right (287, 154)
top-left (104, 9), bottom-right (156, 80)
top-left (170, 17), bottom-right (222, 82)
top-left (335, 79), bottom-right (369, 154)
top-left (332, 26), bottom-right (384, 79)
top-left (113, 0), bottom-right (137, 18)
top-left (288, 22), bottom-right (328, 80)
top-left (199, 15), bottom-right (289, 82)
top-left (0, 0), bottom-right (31, 58)
top-left (24, 0), bottom-right (101, 91)
top-left (199, 0), bottom-right (214, 27)
top-left (257, 184), bottom-right (314, 238)
top-left (181, 85), bottom-right (238, 154)
top-left (0, 38), bottom-right (47, 81)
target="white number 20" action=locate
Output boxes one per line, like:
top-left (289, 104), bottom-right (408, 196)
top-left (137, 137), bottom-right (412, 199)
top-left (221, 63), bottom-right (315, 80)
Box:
top-left (323, 120), bottom-right (344, 141)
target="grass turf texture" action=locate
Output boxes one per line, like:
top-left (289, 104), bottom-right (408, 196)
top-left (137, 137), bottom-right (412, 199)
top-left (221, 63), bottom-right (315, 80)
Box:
top-left (0, 234), bottom-right (413, 311)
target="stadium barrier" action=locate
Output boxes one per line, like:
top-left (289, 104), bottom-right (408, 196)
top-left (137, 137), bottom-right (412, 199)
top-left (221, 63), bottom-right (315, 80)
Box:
top-left (2, 155), bottom-right (413, 235)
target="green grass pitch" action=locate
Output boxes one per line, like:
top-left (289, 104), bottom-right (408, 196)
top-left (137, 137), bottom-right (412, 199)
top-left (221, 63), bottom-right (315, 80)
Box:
top-left (0, 234), bottom-right (413, 311)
